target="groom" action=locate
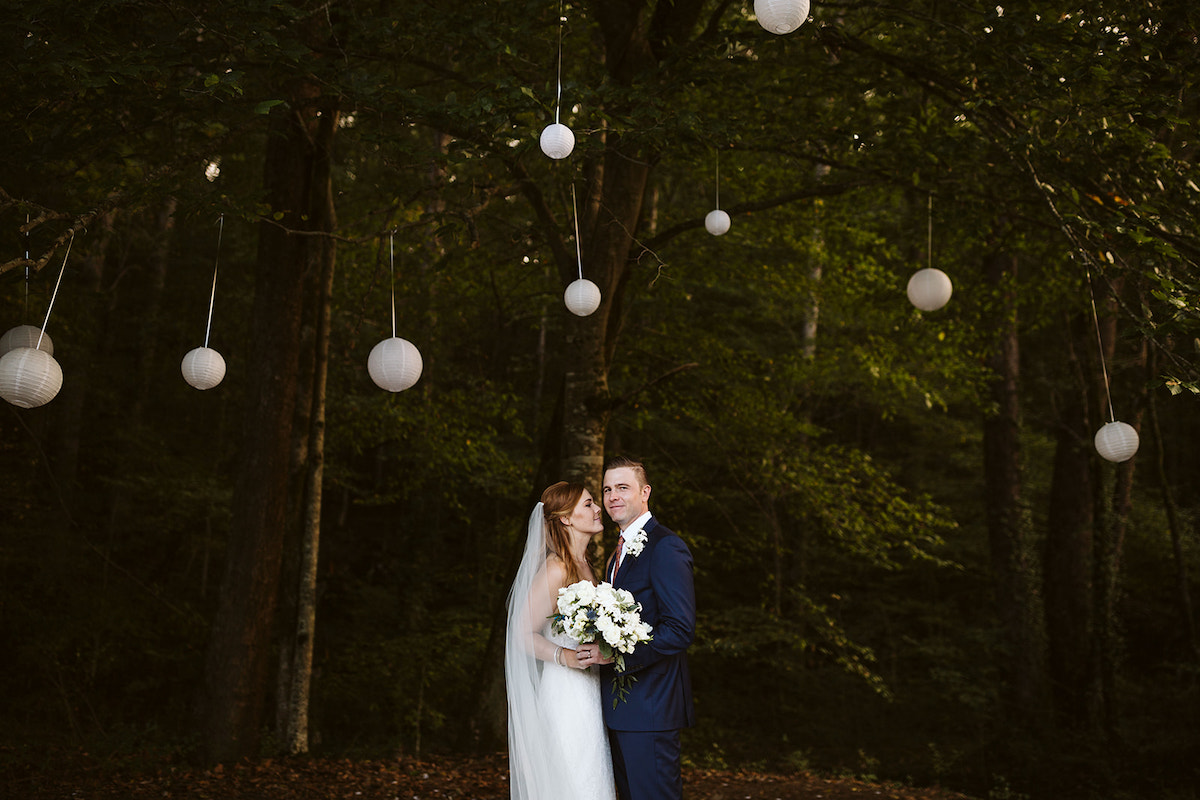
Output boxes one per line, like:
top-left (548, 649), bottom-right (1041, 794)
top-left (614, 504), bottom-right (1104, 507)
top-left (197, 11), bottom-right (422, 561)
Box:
top-left (577, 456), bottom-right (695, 800)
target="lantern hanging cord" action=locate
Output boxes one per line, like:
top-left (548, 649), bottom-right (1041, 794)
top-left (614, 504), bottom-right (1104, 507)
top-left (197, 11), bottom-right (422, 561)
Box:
top-left (203, 214), bottom-right (224, 349)
top-left (23, 214), bottom-right (31, 320)
top-left (715, 151), bottom-right (721, 210)
top-left (1084, 261), bottom-right (1117, 423)
top-left (571, 184), bottom-right (583, 280)
top-left (554, 0), bottom-right (565, 125)
top-left (927, 193), bottom-right (933, 271)
top-left (38, 230), bottom-right (74, 351)
top-left (389, 231), bottom-right (397, 338)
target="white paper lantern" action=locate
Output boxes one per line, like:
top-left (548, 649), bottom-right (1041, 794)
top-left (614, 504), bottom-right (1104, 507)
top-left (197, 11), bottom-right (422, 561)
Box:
top-left (1094, 421), bottom-right (1140, 463)
top-left (0, 325), bottom-right (53, 357)
top-left (906, 267), bottom-right (953, 311)
top-left (181, 346), bottom-right (227, 390)
top-left (705, 209), bottom-right (731, 236)
top-left (540, 122), bottom-right (575, 160)
top-left (564, 278), bottom-right (601, 317)
top-left (0, 346), bottom-right (63, 408)
top-left (368, 336), bottom-right (423, 392)
top-left (755, 0), bottom-right (811, 34)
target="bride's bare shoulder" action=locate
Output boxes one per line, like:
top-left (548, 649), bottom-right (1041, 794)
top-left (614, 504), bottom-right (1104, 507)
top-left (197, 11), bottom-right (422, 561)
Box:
top-left (544, 553), bottom-right (567, 577)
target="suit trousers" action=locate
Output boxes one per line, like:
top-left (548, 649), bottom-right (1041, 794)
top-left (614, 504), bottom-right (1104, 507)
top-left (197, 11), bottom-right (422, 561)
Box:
top-left (608, 728), bottom-right (682, 800)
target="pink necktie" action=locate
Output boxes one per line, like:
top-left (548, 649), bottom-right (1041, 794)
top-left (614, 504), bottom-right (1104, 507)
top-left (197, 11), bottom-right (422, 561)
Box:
top-left (610, 535), bottom-right (625, 582)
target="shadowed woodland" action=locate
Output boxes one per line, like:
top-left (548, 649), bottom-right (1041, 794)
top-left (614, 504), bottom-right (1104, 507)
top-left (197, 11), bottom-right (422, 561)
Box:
top-left (2, 2), bottom-right (1200, 799)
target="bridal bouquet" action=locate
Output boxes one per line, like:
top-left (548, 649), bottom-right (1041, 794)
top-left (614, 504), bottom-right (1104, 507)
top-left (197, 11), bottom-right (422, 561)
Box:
top-left (551, 580), bottom-right (653, 704)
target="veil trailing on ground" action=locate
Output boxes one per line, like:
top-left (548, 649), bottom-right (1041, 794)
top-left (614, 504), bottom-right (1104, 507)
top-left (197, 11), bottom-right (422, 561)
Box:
top-left (505, 503), bottom-right (574, 800)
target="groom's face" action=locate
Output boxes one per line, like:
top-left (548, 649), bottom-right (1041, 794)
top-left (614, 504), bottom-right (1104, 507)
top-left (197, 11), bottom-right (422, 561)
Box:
top-left (602, 467), bottom-right (650, 530)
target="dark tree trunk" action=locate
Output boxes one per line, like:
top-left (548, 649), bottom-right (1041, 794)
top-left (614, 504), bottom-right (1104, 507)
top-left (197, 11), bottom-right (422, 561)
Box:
top-left (981, 250), bottom-right (1042, 724)
top-left (767, 497), bottom-right (784, 616)
top-left (131, 198), bottom-right (176, 423)
top-left (200, 87), bottom-right (322, 763)
top-left (53, 212), bottom-right (116, 510)
top-left (1146, 350), bottom-right (1200, 662)
top-left (556, 1), bottom-right (671, 489)
top-left (1092, 307), bottom-right (1145, 737)
top-left (1043, 314), bottom-right (1097, 729)
top-left (276, 104), bottom-right (339, 756)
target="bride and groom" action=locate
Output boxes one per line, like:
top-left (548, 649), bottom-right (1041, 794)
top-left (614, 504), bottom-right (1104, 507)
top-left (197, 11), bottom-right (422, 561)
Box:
top-left (504, 456), bottom-right (696, 800)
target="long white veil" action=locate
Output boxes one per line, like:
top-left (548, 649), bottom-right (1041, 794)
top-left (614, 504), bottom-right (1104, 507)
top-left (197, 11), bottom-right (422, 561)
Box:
top-left (505, 503), bottom-right (573, 799)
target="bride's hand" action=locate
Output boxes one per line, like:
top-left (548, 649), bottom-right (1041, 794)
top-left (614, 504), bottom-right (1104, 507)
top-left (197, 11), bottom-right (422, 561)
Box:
top-left (573, 646), bottom-right (591, 669)
top-left (577, 644), bottom-right (614, 667)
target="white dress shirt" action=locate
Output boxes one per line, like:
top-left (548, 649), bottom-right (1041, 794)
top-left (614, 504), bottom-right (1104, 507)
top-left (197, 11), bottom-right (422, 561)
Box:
top-left (613, 511), bottom-right (653, 575)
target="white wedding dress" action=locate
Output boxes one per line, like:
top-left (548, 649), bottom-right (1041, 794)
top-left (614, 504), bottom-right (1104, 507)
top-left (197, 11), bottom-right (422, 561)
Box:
top-left (536, 627), bottom-right (614, 800)
top-left (506, 503), bottom-right (615, 800)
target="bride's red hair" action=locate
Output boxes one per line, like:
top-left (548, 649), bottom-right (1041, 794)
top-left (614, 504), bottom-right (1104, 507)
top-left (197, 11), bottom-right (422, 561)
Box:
top-left (541, 481), bottom-right (596, 586)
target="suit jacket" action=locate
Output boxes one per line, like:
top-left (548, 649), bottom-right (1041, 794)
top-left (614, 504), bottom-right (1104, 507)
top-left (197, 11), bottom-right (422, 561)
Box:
top-left (601, 516), bottom-right (696, 731)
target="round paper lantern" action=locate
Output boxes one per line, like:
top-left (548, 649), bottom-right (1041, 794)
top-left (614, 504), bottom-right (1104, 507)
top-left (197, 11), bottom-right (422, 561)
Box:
top-left (368, 336), bottom-right (423, 392)
top-left (181, 346), bottom-right (227, 390)
top-left (1094, 421), bottom-right (1140, 463)
top-left (0, 324), bottom-right (53, 357)
top-left (0, 346), bottom-right (63, 408)
top-left (754, 0), bottom-right (811, 34)
top-left (906, 267), bottom-right (953, 311)
top-left (564, 278), bottom-right (601, 317)
top-left (540, 122), bottom-right (575, 160)
top-left (704, 209), bottom-right (731, 236)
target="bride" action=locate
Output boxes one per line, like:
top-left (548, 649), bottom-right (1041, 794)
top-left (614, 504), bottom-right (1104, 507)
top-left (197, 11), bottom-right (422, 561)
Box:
top-left (505, 481), bottom-right (616, 800)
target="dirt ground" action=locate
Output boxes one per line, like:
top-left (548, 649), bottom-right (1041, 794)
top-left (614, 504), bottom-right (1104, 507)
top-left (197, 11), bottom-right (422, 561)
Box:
top-left (3, 750), bottom-right (979, 800)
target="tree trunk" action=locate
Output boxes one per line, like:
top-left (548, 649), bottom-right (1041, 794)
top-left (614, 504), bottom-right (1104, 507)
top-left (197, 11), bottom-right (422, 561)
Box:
top-left (981, 250), bottom-right (1042, 724)
top-left (559, 133), bottom-right (650, 488)
top-left (766, 497), bottom-right (785, 616)
top-left (200, 86), bottom-right (322, 763)
top-left (277, 104), bottom-right (339, 756)
top-left (53, 211), bottom-right (116, 511)
top-left (1146, 351), bottom-right (1200, 662)
top-left (129, 198), bottom-right (176, 423)
top-left (1092, 315), bottom-right (1145, 737)
top-left (1043, 313), bottom-right (1097, 730)
top-left (558, 0), bottom-right (665, 487)
top-left (802, 223), bottom-right (822, 362)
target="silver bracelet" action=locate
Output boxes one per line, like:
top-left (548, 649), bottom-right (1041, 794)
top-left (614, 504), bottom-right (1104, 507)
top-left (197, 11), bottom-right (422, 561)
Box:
top-left (554, 646), bottom-right (562, 666)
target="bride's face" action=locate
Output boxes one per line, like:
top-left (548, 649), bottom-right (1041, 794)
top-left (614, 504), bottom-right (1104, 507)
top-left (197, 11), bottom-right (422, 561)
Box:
top-left (565, 490), bottom-right (604, 537)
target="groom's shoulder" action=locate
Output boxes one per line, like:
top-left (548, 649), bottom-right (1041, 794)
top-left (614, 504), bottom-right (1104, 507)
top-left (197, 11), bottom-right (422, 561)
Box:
top-left (647, 517), bottom-right (687, 546)
top-left (646, 515), bottom-right (673, 536)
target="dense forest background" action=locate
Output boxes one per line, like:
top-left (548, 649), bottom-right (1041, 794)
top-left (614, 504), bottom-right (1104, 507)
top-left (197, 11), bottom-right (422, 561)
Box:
top-left (2, 1), bottom-right (1199, 799)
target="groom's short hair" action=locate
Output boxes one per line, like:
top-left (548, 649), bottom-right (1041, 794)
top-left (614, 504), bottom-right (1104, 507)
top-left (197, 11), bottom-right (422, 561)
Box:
top-left (604, 455), bottom-right (648, 488)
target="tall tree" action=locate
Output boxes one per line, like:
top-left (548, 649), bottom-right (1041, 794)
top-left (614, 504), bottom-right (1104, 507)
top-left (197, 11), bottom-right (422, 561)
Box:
top-left (1043, 313), bottom-right (1099, 729)
top-left (275, 101), bottom-right (340, 756)
top-left (982, 247), bottom-right (1043, 724)
top-left (199, 76), bottom-right (335, 761)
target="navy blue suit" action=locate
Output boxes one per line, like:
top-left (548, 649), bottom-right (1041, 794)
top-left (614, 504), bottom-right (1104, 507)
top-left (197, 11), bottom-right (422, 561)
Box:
top-left (602, 516), bottom-right (695, 800)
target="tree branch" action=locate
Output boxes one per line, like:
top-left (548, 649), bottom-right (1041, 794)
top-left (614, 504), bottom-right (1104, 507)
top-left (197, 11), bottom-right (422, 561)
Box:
top-left (610, 361), bottom-right (700, 411)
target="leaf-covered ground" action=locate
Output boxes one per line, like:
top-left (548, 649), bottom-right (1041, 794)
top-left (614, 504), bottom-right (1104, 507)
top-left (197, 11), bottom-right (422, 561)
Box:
top-left (4, 750), bottom-right (978, 800)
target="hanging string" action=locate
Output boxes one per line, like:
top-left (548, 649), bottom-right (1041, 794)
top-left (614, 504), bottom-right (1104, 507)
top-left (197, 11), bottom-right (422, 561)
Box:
top-left (571, 184), bottom-right (584, 281)
top-left (927, 193), bottom-right (933, 271)
top-left (388, 231), bottom-right (397, 338)
top-left (23, 215), bottom-right (31, 320)
top-left (203, 214), bottom-right (224, 349)
top-left (554, 0), bottom-right (565, 125)
top-left (715, 151), bottom-right (721, 210)
top-left (38, 230), bottom-right (74, 352)
top-left (1085, 260), bottom-right (1117, 423)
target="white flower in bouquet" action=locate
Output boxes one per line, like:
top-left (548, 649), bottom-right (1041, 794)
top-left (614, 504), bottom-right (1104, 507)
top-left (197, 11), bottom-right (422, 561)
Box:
top-left (550, 580), bottom-right (654, 705)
